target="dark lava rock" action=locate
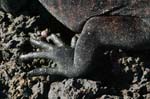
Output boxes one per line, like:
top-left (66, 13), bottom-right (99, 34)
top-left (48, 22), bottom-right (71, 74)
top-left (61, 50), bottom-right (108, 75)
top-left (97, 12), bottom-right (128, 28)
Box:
top-left (31, 81), bottom-right (44, 99)
top-left (48, 79), bottom-right (99, 99)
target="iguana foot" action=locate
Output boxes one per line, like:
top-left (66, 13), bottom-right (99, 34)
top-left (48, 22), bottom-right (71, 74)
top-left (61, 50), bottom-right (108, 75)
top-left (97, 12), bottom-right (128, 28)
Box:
top-left (20, 34), bottom-right (75, 77)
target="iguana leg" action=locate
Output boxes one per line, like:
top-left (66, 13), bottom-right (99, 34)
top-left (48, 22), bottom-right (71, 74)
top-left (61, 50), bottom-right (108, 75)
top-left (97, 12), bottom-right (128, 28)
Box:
top-left (47, 34), bottom-right (65, 47)
top-left (72, 16), bottom-right (150, 77)
top-left (20, 34), bottom-right (74, 77)
top-left (20, 16), bottom-right (150, 78)
top-left (30, 39), bottom-right (55, 50)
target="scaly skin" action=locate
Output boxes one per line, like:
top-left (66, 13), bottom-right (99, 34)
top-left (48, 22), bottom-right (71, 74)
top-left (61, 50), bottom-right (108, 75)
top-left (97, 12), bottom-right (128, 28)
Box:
top-left (19, 0), bottom-right (150, 77)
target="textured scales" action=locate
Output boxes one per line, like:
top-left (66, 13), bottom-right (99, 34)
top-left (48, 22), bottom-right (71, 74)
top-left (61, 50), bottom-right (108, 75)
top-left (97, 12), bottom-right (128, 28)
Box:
top-left (39, 0), bottom-right (150, 32)
top-left (19, 0), bottom-right (150, 78)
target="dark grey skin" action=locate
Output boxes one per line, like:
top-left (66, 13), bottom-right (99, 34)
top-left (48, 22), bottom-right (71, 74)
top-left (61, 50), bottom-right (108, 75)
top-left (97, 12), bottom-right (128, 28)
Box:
top-left (20, 0), bottom-right (150, 77)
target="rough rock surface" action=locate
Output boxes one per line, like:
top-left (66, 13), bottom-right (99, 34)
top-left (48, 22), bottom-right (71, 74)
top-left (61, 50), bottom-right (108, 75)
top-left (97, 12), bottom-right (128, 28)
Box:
top-left (48, 79), bottom-right (99, 99)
